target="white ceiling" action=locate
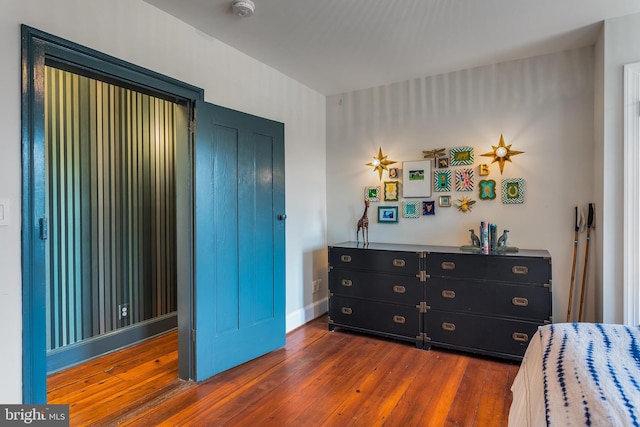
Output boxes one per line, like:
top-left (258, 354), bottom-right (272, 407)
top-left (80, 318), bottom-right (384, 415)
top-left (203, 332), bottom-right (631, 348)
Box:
top-left (144, 0), bottom-right (640, 95)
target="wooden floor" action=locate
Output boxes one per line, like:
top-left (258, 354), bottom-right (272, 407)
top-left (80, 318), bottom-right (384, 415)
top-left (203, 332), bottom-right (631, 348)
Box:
top-left (48, 316), bottom-right (519, 426)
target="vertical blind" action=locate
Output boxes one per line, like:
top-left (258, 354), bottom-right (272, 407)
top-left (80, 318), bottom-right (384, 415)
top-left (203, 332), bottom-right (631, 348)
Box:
top-left (44, 66), bottom-right (177, 351)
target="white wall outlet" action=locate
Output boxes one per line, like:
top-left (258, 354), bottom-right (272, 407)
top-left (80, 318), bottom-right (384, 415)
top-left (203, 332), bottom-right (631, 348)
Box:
top-left (118, 303), bottom-right (129, 320)
top-left (312, 279), bottom-right (321, 293)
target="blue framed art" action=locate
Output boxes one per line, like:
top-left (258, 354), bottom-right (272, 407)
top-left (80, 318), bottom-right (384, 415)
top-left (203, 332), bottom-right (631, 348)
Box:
top-left (378, 206), bottom-right (399, 223)
top-left (422, 201), bottom-right (436, 215)
top-left (402, 201), bottom-right (421, 218)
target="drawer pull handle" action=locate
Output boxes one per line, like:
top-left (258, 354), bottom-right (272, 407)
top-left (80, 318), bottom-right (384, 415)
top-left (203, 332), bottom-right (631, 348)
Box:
top-left (512, 297), bottom-right (529, 307)
top-left (441, 290), bottom-right (456, 299)
top-left (512, 332), bottom-right (529, 342)
top-left (341, 255), bottom-right (352, 263)
top-left (341, 279), bottom-right (353, 287)
top-left (393, 315), bottom-right (406, 324)
top-left (512, 265), bottom-right (529, 275)
top-left (393, 259), bottom-right (406, 267)
top-left (441, 322), bottom-right (456, 332)
top-left (441, 261), bottom-right (456, 270)
top-left (393, 285), bottom-right (406, 294)
top-left (341, 307), bottom-right (353, 315)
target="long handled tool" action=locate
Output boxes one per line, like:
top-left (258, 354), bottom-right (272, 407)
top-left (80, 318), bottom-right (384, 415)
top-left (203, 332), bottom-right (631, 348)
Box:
top-left (566, 206), bottom-right (581, 322)
top-left (578, 203), bottom-right (594, 322)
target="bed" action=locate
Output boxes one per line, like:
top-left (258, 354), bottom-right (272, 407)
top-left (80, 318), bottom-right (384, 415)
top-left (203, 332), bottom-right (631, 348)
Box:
top-left (509, 322), bottom-right (640, 426)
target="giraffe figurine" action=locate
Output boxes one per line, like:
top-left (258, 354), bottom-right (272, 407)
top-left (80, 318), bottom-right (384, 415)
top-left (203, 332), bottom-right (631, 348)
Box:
top-left (356, 200), bottom-right (370, 245)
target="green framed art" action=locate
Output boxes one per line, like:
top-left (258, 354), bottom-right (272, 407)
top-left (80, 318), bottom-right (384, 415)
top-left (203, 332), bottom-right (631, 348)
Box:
top-left (502, 178), bottom-right (525, 204)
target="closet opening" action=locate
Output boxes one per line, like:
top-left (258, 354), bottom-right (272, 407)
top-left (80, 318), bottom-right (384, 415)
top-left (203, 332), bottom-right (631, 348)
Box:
top-left (43, 64), bottom-right (180, 373)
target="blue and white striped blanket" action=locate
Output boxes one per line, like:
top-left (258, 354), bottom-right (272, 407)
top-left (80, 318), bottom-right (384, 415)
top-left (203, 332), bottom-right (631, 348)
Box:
top-left (541, 323), bottom-right (640, 426)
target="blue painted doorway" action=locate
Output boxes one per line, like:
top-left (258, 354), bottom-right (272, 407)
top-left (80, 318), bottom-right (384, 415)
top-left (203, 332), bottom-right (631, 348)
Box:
top-left (193, 100), bottom-right (286, 381)
top-left (21, 26), bottom-right (286, 402)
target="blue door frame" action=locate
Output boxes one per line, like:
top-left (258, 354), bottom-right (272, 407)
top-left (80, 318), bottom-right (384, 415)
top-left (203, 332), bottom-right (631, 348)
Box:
top-left (21, 25), bottom-right (204, 403)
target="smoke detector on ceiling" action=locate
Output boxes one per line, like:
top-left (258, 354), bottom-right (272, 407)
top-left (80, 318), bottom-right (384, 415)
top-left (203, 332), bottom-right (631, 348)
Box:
top-left (232, 0), bottom-right (255, 17)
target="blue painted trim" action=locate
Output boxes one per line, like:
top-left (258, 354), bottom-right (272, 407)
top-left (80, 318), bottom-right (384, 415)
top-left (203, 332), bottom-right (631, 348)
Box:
top-left (47, 313), bottom-right (177, 373)
top-left (21, 25), bottom-right (202, 403)
top-left (21, 24), bottom-right (48, 405)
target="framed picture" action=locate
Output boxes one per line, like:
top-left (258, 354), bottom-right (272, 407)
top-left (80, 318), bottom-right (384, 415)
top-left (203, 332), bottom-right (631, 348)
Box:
top-left (389, 168), bottom-right (399, 179)
top-left (402, 160), bottom-right (431, 197)
top-left (478, 179), bottom-right (496, 200)
top-left (438, 195), bottom-right (451, 207)
top-left (384, 181), bottom-right (399, 201)
top-left (422, 201), bottom-right (436, 215)
top-left (455, 168), bottom-right (474, 191)
top-left (402, 201), bottom-right (421, 218)
top-left (378, 206), bottom-right (398, 223)
top-left (437, 157), bottom-right (449, 168)
top-left (433, 169), bottom-right (451, 192)
top-left (450, 146), bottom-right (474, 166)
top-left (364, 186), bottom-right (381, 202)
top-left (502, 178), bottom-right (525, 204)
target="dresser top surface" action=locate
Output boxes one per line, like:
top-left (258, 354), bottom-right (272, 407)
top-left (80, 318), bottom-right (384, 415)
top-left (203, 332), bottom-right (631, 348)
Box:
top-left (329, 241), bottom-right (551, 259)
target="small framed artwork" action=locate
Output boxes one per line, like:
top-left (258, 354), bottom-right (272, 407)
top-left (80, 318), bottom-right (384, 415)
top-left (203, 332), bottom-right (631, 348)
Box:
top-left (433, 169), bottom-right (451, 192)
top-left (422, 201), bottom-right (436, 215)
top-left (378, 206), bottom-right (399, 223)
top-left (437, 158), bottom-right (449, 168)
top-left (402, 160), bottom-right (431, 197)
top-left (502, 178), bottom-right (525, 204)
top-left (478, 179), bottom-right (496, 200)
top-left (438, 195), bottom-right (451, 207)
top-left (389, 168), bottom-right (399, 179)
top-left (450, 146), bottom-right (474, 166)
top-left (364, 186), bottom-right (381, 202)
top-left (455, 168), bottom-right (474, 191)
top-left (384, 181), bottom-right (399, 201)
top-left (402, 201), bottom-right (421, 218)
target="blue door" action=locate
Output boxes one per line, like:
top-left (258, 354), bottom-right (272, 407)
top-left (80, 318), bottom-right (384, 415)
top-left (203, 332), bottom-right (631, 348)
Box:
top-left (194, 100), bottom-right (286, 381)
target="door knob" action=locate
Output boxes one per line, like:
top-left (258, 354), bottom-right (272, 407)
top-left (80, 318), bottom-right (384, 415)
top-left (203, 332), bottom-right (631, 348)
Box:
top-left (277, 213), bottom-right (287, 221)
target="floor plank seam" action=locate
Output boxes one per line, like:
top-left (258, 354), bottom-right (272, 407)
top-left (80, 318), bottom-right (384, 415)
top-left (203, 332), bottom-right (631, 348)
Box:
top-left (88, 379), bottom-right (194, 427)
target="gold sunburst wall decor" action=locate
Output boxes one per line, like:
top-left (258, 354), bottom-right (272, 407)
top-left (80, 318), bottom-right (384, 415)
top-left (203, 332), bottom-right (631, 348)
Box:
top-left (480, 134), bottom-right (524, 174)
top-left (366, 147), bottom-right (397, 180)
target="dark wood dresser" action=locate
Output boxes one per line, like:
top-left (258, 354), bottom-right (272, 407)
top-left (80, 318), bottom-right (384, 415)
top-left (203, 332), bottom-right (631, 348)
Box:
top-left (328, 241), bottom-right (552, 361)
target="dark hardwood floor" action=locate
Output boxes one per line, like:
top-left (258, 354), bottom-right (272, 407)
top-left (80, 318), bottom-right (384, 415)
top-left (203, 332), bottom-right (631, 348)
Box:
top-left (47, 315), bottom-right (519, 426)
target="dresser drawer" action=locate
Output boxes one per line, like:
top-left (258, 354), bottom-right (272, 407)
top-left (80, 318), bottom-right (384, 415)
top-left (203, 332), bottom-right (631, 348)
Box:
top-left (329, 269), bottom-right (423, 305)
top-left (426, 277), bottom-right (551, 321)
top-left (426, 252), bottom-right (550, 284)
top-left (424, 310), bottom-right (541, 359)
top-left (329, 296), bottom-right (420, 340)
top-left (329, 247), bottom-right (421, 275)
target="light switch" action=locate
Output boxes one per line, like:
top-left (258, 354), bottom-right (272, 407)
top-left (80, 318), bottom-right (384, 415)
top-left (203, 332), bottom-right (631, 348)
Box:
top-left (0, 199), bottom-right (10, 226)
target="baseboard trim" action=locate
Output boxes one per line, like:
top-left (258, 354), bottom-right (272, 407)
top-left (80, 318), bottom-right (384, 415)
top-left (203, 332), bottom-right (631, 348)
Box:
top-left (286, 297), bottom-right (328, 333)
top-left (47, 313), bottom-right (177, 373)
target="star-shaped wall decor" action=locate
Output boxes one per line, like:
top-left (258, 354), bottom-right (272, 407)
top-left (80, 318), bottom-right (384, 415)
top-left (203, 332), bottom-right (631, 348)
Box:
top-left (366, 147), bottom-right (397, 180)
top-left (480, 134), bottom-right (524, 174)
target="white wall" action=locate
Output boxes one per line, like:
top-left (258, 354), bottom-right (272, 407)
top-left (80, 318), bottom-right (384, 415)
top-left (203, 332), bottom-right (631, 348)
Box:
top-left (0, 0), bottom-right (327, 403)
top-left (327, 48), bottom-right (597, 327)
top-left (596, 13), bottom-right (640, 324)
